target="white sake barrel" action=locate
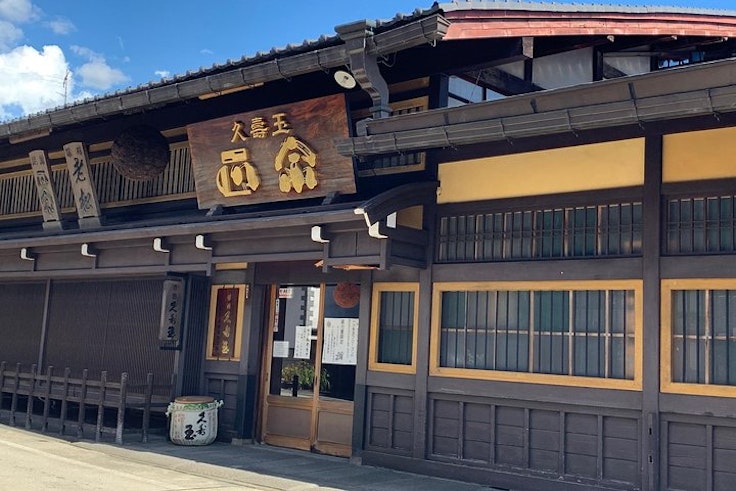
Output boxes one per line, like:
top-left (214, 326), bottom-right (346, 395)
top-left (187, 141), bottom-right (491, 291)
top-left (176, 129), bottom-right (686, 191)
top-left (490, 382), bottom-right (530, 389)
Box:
top-left (166, 396), bottom-right (223, 445)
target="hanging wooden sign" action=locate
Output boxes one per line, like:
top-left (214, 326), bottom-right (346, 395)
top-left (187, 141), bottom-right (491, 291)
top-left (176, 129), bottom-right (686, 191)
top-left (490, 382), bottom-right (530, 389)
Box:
top-left (63, 142), bottom-right (102, 223)
top-left (159, 277), bottom-right (184, 349)
top-left (187, 93), bottom-right (355, 209)
top-left (28, 150), bottom-right (62, 225)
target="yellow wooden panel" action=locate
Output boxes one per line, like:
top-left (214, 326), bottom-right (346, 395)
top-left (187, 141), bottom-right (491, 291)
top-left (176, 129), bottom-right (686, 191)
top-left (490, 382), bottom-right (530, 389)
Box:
top-left (663, 127), bottom-right (736, 182)
top-left (438, 139), bottom-right (645, 204)
top-left (397, 205), bottom-right (423, 230)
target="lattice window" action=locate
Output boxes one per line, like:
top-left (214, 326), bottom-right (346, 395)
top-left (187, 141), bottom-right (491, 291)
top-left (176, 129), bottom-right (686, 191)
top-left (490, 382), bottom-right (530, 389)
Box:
top-left (432, 281), bottom-right (641, 389)
top-left (370, 283), bottom-right (418, 373)
top-left (666, 195), bottom-right (736, 254)
top-left (662, 280), bottom-right (736, 397)
top-left (437, 201), bottom-right (642, 263)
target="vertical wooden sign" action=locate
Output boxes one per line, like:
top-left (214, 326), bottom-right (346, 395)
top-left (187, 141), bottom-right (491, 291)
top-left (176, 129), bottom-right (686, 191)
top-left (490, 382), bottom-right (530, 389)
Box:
top-left (63, 142), bottom-right (102, 226)
top-left (28, 150), bottom-right (63, 229)
top-left (159, 277), bottom-right (184, 349)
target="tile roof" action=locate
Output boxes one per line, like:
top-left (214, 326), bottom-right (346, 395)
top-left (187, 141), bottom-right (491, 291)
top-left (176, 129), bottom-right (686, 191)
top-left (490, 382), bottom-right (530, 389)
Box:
top-left (438, 0), bottom-right (736, 17)
top-left (3, 1), bottom-right (736, 137)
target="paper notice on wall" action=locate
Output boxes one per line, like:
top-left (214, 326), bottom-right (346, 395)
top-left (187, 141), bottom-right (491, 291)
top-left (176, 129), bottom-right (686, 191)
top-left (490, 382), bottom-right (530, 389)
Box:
top-left (322, 318), bottom-right (358, 365)
top-left (272, 341), bottom-right (289, 358)
top-left (293, 325), bottom-right (312, 359)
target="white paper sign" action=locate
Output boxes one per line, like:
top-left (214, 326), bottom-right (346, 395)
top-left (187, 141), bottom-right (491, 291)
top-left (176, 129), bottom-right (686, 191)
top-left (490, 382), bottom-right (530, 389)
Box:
top-left (272, 340), bottom-right (289, 358)
top-left (322, 318), bottom-right (359, 365)
top-left (293, 325), bottom-right (312, 359)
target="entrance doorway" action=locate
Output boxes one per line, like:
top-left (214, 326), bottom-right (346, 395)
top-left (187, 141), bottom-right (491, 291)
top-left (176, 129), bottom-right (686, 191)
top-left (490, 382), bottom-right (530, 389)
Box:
top-left (259, 283), bottom-right (360, 457)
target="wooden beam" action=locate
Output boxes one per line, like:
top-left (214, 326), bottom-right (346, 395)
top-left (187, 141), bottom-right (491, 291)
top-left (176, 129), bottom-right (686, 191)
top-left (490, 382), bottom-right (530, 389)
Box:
top-left (466, 67), bottom-right (543, 95)
top-left (384, 37), bottom-right (534, 83)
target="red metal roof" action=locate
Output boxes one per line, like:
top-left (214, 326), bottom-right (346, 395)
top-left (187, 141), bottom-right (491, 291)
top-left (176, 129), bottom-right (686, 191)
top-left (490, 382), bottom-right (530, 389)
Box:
top-left (442, 9), bottom-right (736, 39)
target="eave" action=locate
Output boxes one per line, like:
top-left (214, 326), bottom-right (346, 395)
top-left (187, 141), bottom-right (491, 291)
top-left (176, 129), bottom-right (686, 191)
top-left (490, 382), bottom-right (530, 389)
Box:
top-left (335, 57), bottom-right (736, 158)
top-left (0, 182), bottom-right (436, 274)
top-left (0, 13), bottom-right (449, 142)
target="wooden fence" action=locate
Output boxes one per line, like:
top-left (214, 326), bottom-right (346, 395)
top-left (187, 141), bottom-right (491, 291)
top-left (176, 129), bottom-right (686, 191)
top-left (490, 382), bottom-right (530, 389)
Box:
top-left (0, 362), bottom-right (175, 444)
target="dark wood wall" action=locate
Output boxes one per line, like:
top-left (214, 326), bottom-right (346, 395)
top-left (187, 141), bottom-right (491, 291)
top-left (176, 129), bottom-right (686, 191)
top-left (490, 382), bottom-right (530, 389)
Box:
top-left (358, 128), bottom-right (736, 491)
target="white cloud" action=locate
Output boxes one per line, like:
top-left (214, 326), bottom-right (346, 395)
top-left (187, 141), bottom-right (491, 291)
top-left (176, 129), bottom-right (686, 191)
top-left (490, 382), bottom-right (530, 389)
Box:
top-left (77, 59), bottom-right (128, 90)
top-left (0, 1), bottom-right (129, 120)
top-left (154, 70), bottom-right (170, 79)
top-left (45, 17), bottom-right (75, 35)
top-left (200, 48), bottom-right (214, 55)
top-left (0, 0), bottom-right (39, 23)
top-left (0, 19), bottom-right (22, 51)
top-left (0, 45), bottom-right (70, 117)
top-left (69, 44), bottom-right (96, 59)
top-left (70, 44), bottom-right (129, 90)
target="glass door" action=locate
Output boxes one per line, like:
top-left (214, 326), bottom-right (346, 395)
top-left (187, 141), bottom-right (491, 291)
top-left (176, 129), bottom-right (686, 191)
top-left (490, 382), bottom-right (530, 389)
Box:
top-left (260, 283), bottom-right (360, 456)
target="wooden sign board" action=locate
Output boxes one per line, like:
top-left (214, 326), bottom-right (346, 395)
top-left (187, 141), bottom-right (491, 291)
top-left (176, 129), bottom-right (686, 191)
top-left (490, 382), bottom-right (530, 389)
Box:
top-left (187, 93), bottom-right (355, 210)
top-left (63, 142), bottom-right (101, 220)
top-left (159, 278), bottom-right (184, 349)
top-left (28, 150), bottom-right (62, 224)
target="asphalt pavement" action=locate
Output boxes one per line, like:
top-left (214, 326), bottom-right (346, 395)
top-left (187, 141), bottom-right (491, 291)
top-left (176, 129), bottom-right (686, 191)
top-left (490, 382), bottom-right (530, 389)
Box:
top-left (0, 424), bottom-right (501, 490)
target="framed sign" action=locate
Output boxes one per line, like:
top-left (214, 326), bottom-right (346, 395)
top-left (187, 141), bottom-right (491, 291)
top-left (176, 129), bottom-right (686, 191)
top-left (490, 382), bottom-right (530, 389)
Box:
top-left (206, 284), bottom-right (246, 361)
top-left (187, 93), bottom-right (355, 209)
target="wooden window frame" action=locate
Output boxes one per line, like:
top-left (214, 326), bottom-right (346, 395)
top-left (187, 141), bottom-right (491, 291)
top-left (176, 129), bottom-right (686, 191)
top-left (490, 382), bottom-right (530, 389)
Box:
top-left (205, 284), bottom-right (246, 361)
top-left (369, 283), bottom-right (420, 374)
top-left (661, 278), bottom-right (736, 397)
top-left (430, 280), bottom-right (643, 390)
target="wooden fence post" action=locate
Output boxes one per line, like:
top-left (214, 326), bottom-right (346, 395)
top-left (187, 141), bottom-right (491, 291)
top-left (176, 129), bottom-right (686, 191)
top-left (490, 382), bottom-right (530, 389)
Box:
top-left (142, 372), bottom-right (154, 443)
top-left (10, 363), bottom-right (20, 427)
top-left (59, 367), bottom-right (71, 436)
top-left (25, 364), bottom-right (37, 430)
top-left (41, 366), bottom-right (53, 432)
top-left (77, 369), bottom-right (88, 438)
top-left (0, 362), bottom-right (4, 425)
top-left (0, 361), bottom-right (5, 424)
top-left (95, 371), bottom-right (107, 442)
top-left (115, 372), bottom-right (128, 445)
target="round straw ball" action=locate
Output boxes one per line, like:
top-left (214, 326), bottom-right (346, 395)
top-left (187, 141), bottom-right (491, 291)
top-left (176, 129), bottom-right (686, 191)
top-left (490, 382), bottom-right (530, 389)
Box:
top-left (111, 125), bottom-right (171, 180)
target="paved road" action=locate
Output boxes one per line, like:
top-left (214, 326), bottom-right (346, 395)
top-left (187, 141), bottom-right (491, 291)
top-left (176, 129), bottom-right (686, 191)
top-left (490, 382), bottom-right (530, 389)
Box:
top-left (0, 425), bottom-right (497, 491)
top-left (0, 427), bottom-right (258, 490)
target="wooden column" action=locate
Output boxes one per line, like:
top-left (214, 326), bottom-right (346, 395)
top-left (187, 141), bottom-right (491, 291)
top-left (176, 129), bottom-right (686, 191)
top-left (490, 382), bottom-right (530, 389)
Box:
top-left (642, 134), bottom-right (663, 491)
top-left (351, 272), bottom-right (373, 460)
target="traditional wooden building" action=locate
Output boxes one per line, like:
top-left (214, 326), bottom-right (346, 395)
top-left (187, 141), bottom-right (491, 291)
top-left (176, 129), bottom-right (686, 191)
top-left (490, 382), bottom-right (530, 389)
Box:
top-left (2, 2), bottom-right (736, 489)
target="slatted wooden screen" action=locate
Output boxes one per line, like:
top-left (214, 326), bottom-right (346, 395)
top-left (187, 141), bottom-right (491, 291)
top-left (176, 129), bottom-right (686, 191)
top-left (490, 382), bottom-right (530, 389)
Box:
top-left (0, 282), bottom-right (47, 366)
top-left (0, 143), bottom-right (194, 220)
top-left (44, 278), bottom-right (176, 391)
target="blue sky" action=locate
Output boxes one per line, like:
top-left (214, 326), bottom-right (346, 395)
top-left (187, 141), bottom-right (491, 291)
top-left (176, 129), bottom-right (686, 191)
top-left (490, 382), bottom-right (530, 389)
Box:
top-left (1, 0), bottom-right (734, 122)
